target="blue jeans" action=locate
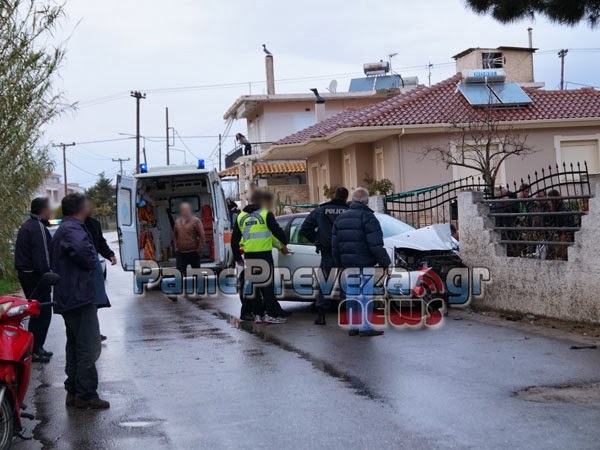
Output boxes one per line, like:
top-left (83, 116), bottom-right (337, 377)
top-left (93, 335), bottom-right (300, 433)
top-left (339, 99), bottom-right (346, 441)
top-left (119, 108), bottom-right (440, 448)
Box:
top-left (343, 272), bottom-right (376, 332)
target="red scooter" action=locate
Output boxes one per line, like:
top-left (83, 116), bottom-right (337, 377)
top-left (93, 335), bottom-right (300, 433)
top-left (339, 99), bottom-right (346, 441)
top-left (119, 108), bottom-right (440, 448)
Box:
top-left (0, 272), bottom-right (58, 450)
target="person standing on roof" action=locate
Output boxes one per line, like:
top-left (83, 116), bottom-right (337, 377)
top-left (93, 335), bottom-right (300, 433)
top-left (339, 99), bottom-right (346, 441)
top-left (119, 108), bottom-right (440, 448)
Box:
top-left (232, 190), bottom-right (290, 324)
top-left (300, 187), bottom-right (349, 325)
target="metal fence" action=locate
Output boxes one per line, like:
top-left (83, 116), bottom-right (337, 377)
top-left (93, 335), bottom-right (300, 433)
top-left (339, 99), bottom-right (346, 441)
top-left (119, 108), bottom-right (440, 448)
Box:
top-left (485, 162), bottom-right (591, 260)
top-left (385, 176), bottom-right (487, 228)
top-left (384, 162), bottom-right (592, 260)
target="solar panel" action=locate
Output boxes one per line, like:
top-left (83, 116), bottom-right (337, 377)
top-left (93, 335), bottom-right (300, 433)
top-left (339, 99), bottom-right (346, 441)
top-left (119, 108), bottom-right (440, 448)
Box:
top-left (349, 75), bottom-right (404, 92)
top-left (349, 77), bottom-right (376, 92)
top-left (374, 75), bottom-right (403, 90)
top-left (458, 83), bottom-right (501, 106)
top-left (458, 82), bottom-right (532, 107)
top-left (489, 82), bottom-right (532, 106)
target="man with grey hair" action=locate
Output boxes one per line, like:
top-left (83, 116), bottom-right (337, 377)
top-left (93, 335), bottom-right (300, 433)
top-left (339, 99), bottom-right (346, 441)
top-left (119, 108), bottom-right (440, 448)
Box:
top-left (332, 187), bottom-right (390, 337)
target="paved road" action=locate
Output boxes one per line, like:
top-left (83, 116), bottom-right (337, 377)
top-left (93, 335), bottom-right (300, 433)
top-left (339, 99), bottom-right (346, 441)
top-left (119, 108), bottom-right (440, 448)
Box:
top-left (14, 232), bottom-right (600, 449)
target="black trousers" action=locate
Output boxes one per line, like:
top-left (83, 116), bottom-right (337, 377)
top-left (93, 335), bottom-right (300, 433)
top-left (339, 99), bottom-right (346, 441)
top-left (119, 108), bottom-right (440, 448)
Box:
top-left (18, 271), bottom-right (52, 353)
top-left (176, 251), bottom-right (201, 276)
top-left (316, 250), bottom-right (335, 310)
top-left (243, 254), bottom-right (283, 317)
top-left (62, 303), bottom-right (101, 400)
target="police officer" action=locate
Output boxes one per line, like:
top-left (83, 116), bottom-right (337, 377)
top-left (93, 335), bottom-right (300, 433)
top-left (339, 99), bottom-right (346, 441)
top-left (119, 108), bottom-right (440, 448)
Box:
top-left (232, 190), bottom-right (290, 324)
top-left (300, 186), bottom-right (349, 325)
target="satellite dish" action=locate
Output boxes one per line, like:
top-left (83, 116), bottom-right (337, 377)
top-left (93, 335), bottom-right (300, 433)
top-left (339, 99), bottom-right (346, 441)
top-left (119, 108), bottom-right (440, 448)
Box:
top-left (327, 79), bottom-right (338, 93)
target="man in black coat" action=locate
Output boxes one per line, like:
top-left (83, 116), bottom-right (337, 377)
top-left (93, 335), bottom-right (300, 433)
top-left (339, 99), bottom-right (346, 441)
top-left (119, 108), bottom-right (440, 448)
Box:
top-left (15, 197), bottom-right (54, 362)
top-left (300, 187), bottom-right (348, 325)
top-left (332, 187), bottom-right (391, 337)
top-left (85, 215), bottom-right (117, 266)
top-left (50, 193), bottom-right (109, 410)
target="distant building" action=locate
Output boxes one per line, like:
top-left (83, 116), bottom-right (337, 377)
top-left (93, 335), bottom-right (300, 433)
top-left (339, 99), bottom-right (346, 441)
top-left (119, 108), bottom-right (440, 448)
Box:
top-left (35, 172), bottom-right (84, 210)
top-left (221, 53), bottom-right (419, 205)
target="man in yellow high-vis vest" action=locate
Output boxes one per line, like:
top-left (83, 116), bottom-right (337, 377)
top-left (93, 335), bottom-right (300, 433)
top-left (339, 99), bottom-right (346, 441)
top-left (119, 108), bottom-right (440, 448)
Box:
top-left (232, 190), bottom-right (290, 324)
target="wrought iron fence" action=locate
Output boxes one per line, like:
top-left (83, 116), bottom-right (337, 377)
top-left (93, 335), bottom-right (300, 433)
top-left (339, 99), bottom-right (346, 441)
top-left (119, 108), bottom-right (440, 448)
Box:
top-left (385, 176), bottom-right (488, 228)
top-left (384, 162), bottom-right (592, 260)
top-left (485, 162), bottom-right (591, 260)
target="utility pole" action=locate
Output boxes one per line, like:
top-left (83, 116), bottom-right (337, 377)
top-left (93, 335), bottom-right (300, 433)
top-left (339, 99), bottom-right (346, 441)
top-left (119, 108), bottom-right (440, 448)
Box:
top-left (165, 107), bottom-right (170, 165)
top-left (427, 62), bottom-right (433, 87)
top-left (558, 49), bottom-right (568, 90)
top-left (112, 157), bottom-right (131, 175)
top-left (52, 142), bottom-right (76, 196)
top-left (130, 91), bottom-right (146, 172)
top-left (218, 133), bottom-right (222, 171)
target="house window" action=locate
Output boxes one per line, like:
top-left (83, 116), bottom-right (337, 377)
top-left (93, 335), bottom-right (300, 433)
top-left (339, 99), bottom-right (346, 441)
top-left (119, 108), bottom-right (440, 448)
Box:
top-left (558, 139), bottom-right (600, 174)
top-left (374, 147), bottom-right (384, 180)
top-left (482, 52), bottom-right (504, 69)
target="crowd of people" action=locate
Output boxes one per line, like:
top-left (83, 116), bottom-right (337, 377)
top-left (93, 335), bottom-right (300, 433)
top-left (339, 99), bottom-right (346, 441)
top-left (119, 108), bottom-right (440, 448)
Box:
top-left (15, 194), bottom-right (115, 410)
top-left (231, 186), bottom-right (390, 337)
top-left (495, 183), bottom-right (583, 259)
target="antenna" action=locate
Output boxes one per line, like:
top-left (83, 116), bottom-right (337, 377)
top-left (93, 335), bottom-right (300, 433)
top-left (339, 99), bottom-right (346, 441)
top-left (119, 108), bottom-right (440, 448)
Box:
top-left (327, 80), bottom-right (338, 93)
top-left (388, 52), bottom-right (399, 73)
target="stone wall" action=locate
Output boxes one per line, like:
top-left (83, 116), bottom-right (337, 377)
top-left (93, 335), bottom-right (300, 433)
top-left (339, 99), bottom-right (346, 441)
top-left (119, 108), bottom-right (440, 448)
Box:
top-left (269, 183), bottom-right (310, 207)
top-left (458, 175), bottom-right (600, 324)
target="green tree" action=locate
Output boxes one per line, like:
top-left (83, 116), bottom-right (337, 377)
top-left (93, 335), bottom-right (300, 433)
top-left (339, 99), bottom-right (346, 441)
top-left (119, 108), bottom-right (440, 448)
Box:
top-left (466, 0), bottom-right (600, 27)
top-left (0, 1), bottom-right (67, 277)
top-left (85, 173), bottom-right (116, 218)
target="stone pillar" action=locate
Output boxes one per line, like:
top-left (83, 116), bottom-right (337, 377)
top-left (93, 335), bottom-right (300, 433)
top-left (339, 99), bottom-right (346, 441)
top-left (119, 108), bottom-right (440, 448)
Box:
top-left (368, 195), bottom-right (386, 213)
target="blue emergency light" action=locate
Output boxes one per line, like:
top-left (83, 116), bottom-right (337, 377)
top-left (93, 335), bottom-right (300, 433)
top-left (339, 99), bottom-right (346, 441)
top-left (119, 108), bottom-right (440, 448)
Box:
top-left (197, 159), bottom-right (205, 169)
top-left (140, 163), bottom-right (148, 173)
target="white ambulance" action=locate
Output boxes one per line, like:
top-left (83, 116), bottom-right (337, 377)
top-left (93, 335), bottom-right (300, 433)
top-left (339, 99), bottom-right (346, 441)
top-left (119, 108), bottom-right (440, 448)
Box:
top-left (116, 164), bottom-right (232, 275)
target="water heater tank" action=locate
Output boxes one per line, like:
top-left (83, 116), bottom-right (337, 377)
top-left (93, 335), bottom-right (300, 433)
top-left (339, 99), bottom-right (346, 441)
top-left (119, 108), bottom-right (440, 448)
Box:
top-left (363, 61), bottom-right (390, 76)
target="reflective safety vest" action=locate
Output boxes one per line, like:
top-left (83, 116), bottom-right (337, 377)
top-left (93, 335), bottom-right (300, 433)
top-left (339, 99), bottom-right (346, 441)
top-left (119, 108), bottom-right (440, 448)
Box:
top-left (237, 209), bottom-right (272, 253)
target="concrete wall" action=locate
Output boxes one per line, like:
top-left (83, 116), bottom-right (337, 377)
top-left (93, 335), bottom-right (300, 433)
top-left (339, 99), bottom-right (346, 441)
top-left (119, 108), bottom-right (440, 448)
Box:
top-left (454, 49), bottom-right (534, 83)
top-left (458, 175), bottom-right (600, 324)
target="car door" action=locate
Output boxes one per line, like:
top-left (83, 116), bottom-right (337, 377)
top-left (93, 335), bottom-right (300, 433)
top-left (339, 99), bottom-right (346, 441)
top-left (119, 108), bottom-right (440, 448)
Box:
top-left (116, 175), bottom-right (138, 271)
top-left (277, 217), bottom-right (321, 276)
top-left (208, 170), bottom-right (231, 267)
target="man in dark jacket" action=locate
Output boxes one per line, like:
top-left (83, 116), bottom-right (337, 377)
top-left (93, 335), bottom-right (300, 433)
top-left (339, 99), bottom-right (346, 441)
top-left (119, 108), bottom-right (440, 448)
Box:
top-left (50, 193), bottom-right (109, 410)
top-left (332, 187), bottom-right (390, 337)
top-left (232, 190), bottom-right (290, 324)
top-left (85, 215), bottom-right (117, 266)
top-left (85, 212), bottom-right (116, 341)
top-left (300, 186), bottom-right (349, 325)
top-left (15, 197), bottom-right (54, 362)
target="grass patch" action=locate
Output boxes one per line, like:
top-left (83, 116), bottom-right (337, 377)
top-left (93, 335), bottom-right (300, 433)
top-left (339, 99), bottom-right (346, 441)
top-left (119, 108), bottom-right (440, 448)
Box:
top-left (0, 277), bottom-right (18, 296)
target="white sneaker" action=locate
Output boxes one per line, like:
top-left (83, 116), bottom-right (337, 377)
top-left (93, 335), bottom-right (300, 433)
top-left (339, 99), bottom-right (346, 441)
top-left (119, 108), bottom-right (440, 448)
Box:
top-left (263, 314), bottom-right (287, 324)
top-left (254, 315), bottom-right (263, 324)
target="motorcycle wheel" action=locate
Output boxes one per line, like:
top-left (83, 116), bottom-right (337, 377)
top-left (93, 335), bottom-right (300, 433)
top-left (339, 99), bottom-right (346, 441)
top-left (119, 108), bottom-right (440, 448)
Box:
top-left (0, 390), bottom-right (14, 450)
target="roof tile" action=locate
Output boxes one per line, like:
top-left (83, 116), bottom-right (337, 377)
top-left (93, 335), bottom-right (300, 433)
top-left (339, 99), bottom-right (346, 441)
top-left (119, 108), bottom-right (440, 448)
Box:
top-left (274, 74), bottom-right (600, 146)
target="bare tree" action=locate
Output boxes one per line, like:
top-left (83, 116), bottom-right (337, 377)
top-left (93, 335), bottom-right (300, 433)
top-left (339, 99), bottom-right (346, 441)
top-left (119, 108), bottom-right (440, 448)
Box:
top-left (422, 114), bottom-right (537, 193)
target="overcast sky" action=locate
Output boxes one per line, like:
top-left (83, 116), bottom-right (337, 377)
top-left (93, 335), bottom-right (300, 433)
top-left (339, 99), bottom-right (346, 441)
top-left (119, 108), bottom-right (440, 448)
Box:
top-left (46, 0), bottom-right (600, 187)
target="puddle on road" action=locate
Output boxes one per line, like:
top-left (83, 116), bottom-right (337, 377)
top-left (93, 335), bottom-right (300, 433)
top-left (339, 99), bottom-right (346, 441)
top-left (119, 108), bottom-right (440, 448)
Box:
top-left (119, 420), bottom-right (163, 428)
top-left (201, 308), bottom-right (384, 403)
top-left (514, 381), bottom-right (600, 404)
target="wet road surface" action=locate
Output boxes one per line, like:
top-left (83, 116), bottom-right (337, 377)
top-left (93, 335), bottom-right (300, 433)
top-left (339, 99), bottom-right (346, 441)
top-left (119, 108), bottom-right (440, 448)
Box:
top-left (14, 233), bottom-right (600, 449)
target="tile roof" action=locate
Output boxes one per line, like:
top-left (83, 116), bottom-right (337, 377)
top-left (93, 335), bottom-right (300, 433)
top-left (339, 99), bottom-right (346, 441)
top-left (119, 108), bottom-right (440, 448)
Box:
top-left (274, 74), bottom-right (600, 146)
top-left (219, 161), bottom-right (306, 177)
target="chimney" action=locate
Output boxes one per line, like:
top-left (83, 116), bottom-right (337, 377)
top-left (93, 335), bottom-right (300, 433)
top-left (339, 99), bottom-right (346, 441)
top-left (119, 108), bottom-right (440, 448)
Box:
top-left (528, 27), bottom-right (533, 48)
top-left (265, 54), bottom-right (275, 95)
top-left (310, 88), bottom-right (326, 122)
